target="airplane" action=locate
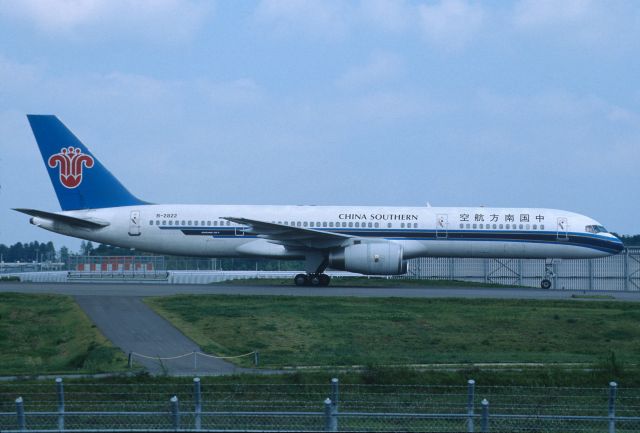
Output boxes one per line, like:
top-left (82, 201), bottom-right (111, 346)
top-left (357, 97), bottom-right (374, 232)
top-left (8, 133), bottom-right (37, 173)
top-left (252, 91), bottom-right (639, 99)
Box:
top-left (15, 115), bottom-right (624, 288)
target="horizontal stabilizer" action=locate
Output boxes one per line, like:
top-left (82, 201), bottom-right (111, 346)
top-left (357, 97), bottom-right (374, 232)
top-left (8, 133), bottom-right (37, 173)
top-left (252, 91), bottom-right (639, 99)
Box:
top-left (13, 208), bottom-right (110, 229)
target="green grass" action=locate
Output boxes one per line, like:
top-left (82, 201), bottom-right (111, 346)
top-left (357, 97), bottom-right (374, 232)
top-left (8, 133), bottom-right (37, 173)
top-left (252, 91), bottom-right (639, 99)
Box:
top-left (0, 293), bottom-right (128, 375)
top-left (146, 295), bottom-right (640, 369)
top-left (213, 277), bottom-right (512, 288)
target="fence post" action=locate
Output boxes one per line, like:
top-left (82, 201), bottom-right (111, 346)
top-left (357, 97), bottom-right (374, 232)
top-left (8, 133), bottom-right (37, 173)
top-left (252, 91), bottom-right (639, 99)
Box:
top-left (324, 398), bottom-right (337, 432)
top-left (254, 351), bottom-right (259, 367)
top-left (624, 250), bottom-right (629, 291)
top-left (467, 380), bottom-right (475, 432)
top-left (193, 351), bottom-right (197, 371)
top-left (194, 377), bottom-right (202, 430)
top-left (170, 396), bottom-right (180, 430)
top-left (128, 352), bottom-right (133, 368)
top-left (16, 397), bottom-right (25, 431)
top-left (483, 259), bottom-right (488, 284)
top-left (481, 399), bottom-right (489, 433)
top-left (331, 378), bottom-right (339, 409)
top-left (609, 381), bottom-right (617, 433)
top-left (56, 377), bottom-right (65, 430)
top-left (517, 259), bottom-right (522, 286)
top-left (588, 259), bottom-right (594, 290)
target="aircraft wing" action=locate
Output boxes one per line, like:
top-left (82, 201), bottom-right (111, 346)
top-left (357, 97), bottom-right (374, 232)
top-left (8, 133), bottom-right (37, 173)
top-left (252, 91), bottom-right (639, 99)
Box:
top-left (223, 217), bottom-right (351, 249)
top-left (14, 208), bottom-right (110, 229)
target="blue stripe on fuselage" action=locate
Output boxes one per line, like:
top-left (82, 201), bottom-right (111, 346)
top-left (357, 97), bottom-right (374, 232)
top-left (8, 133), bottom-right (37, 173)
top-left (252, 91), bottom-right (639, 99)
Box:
top-left (156, 226), bottom-right (623, 254)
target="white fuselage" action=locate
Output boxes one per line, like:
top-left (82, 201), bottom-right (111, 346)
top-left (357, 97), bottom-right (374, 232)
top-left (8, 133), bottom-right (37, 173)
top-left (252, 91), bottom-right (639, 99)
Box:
top-left (31, 204), bottom-right (624, 260)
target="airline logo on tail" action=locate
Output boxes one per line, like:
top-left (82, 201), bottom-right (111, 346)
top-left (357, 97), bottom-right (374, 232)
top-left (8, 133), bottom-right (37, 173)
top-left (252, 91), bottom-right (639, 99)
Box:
top-left (47, 146), bottom-right (95, 189)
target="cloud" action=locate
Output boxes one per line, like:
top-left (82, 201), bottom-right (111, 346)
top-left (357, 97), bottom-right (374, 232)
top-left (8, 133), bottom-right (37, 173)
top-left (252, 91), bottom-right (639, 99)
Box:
top-left (418, 0), bottom-right (485, 50)
top-left (337, 52), bottom-right (404, 90)
top-left (510, 0), bottom-right (640, 51)
top-left (359, 0), bottom-right (414, 32)
top-left (206, 78), bottom-right (265, 107)
top-left (254, 0), bottom-right (350, 38)
top-left (0, 0), bottom-right (212, 41)
top-left (513, 0), bottom-right (594, 28)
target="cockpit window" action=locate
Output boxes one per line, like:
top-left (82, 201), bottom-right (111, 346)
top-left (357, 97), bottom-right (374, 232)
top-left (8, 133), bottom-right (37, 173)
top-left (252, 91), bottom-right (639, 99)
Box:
top-left (585, 225), bottom-right (608, 234)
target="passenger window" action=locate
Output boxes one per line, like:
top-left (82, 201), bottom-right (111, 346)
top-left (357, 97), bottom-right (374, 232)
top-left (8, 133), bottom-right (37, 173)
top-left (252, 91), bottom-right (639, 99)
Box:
top-left (479, 224), bottom-right (483, 229)
top-left (303, 221), bottom-right (308, 227)
top-left (347, 222), bottom-right (352, 227)
top-left (354, 222), bottom-right (359, 228)
top-left (526, 224), bottom-right (530, 230)
top-left (297, 221), bottom-right (302, 227)
top-left (323, 222), bottom-right (328, 227)
top-left (519, 224), bottom-right (523, 229)
top-left (149, 220), bottom-right (153, 225)
top-left (162, 220), bottom-right (167, 225)
top-left (374, 222), bottom-right (379, 228)
top-left (342, 222), bottom-right (347, 227)
top-left (387, 223), bottom-right (392, 228)
top-left (472, 224), bottom-right (477, 229)
top-left (201, 221), bottom-right (205, 226)
top-left (493, 224), bottom-right (497, 229)
top-left (459, 223), bottom-right (464, 229)
top-left (368, 222), bottom-right (373, 228)
top-left (401, 223), bottom-right (405, 228)
top-left (414, 223), bottom-right (418, 228)
top-left (541, 224), bottom-right (545, 230)
top-left (499, 224), bottom-right (503, 229)
top-left (207, 221), bottom-right (211, 226)
top-left (329, 222), bottom-right (334, 227)
top-left (194, 221), bottom-right (199, 226)
top-left (226, 221), bottom-right (231, 226)
top-left (466, 223), bottom-right (470, 229)
top-left (168, 220), bottom-right (173, 226)
top-left (533, 224), bottom-right (537, 230)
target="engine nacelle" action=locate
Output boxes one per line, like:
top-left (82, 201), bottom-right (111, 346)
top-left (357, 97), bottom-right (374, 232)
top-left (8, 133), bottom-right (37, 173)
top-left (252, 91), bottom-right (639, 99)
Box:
top-left (328, 242), bottom-right (407, 275)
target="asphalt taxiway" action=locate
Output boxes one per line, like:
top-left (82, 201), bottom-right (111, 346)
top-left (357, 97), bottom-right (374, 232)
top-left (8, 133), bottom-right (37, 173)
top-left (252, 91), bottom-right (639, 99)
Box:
top-left (2, 282), bottom-right (639, 301)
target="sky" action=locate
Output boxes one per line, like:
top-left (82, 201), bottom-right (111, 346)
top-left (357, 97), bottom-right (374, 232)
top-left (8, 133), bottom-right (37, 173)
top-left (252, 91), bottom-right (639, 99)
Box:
top-left (0, 0), bottom-right (639, 252)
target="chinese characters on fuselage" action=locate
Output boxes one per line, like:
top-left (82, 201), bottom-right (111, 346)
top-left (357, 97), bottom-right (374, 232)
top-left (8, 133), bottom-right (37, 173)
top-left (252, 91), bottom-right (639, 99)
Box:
top-left (459, 213), bottom-right (544, 223)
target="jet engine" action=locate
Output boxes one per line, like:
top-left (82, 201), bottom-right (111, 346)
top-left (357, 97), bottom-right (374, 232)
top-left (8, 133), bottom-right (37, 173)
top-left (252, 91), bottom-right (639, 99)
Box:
top-left (328, 242), bottom-right (407, 275)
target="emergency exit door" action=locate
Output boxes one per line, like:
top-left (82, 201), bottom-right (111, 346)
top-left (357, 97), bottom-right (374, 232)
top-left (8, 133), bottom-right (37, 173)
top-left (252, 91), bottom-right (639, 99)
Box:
top-left (436, 214), bottom-right (448, 238)
top-left (128, 210), bottom-right (141, 236)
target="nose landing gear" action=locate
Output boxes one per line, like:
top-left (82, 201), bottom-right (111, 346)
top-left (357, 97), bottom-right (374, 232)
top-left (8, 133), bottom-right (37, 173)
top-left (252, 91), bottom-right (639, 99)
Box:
top-left (541, 260), bottom-right (556, 289)
top-left (294, 273), bottom-right (331, 286)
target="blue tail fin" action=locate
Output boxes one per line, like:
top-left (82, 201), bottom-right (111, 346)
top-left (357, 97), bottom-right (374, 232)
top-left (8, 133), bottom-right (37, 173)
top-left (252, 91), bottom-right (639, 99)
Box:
top-left (27, 115), bottom-right (147, 210)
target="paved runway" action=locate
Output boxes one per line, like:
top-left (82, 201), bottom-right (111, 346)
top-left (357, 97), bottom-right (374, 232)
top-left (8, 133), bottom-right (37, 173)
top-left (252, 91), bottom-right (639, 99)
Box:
top-left (1, 282), bottom-right (639, 301)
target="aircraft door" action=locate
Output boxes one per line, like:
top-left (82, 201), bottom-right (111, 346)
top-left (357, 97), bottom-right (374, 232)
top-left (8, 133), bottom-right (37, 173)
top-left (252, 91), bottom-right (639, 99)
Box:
top-left (128, 210), bottom-right (141, 236)
top-left (436, 214), bottom-right (448, 239)
top-left (557, 217), bottom-right (568, 240)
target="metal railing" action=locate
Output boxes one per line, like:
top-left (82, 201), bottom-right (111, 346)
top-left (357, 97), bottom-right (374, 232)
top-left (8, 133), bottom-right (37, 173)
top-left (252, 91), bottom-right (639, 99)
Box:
top-left (1, 378), bottom-right (639, 432)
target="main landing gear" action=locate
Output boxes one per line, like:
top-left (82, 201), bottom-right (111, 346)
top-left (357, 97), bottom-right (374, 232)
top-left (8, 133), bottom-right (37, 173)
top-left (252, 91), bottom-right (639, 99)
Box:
top-left (294, 273), bottom-right (331, 287)
top-left (541, 259), bottom-right (555, 289)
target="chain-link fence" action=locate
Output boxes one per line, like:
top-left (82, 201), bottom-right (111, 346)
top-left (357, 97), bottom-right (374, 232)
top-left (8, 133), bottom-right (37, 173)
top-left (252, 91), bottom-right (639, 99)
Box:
top-left (1, 378), bottom-right (639, 432)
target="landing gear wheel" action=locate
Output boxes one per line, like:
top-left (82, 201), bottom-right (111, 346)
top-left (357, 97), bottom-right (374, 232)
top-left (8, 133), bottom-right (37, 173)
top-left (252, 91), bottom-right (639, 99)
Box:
top-left (541, 279), bottom-right (552, 290)
top-left (294, 274), bottom-right (308, 286)
top-left (319, 274), bottom-right (331, 286)
top-left (309, 275), bottom-right (322, 286)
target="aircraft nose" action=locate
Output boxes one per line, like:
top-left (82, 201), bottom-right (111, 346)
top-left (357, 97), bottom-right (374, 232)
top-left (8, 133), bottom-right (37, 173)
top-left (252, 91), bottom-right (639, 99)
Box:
top-left (610, 236), bottom-right (625, 254)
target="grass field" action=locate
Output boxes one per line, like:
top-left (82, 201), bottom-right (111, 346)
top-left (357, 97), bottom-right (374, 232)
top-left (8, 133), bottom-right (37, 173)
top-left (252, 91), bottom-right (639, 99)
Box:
top-left (146, 295), bottom-right (640, 371)
top-left (213, 277), bottom-right (512, 287)
top-left (0, 293), bottom-right (127, 375)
